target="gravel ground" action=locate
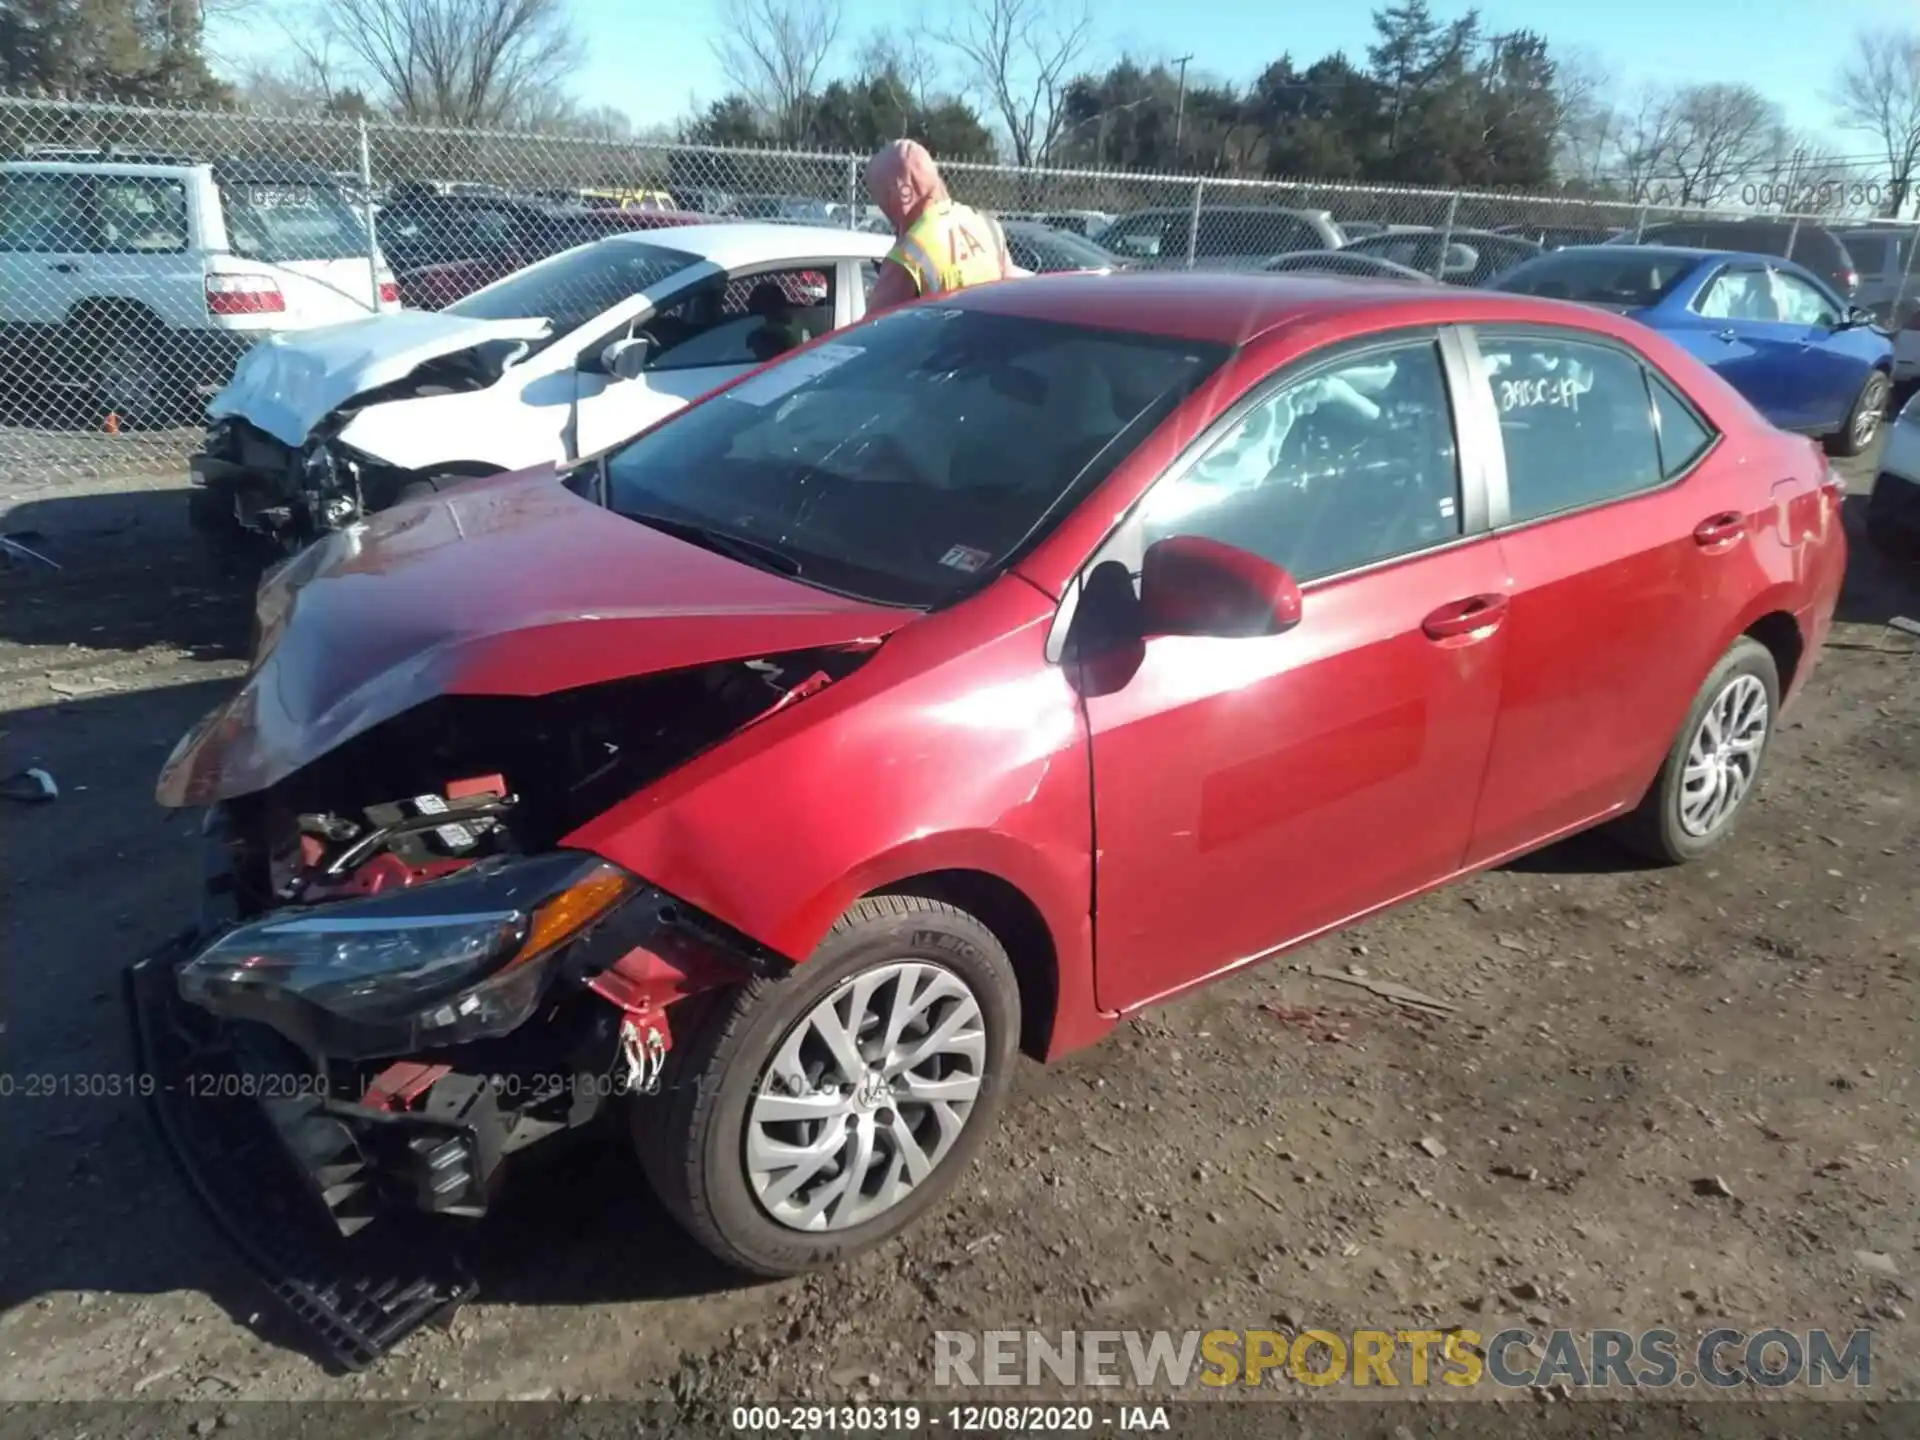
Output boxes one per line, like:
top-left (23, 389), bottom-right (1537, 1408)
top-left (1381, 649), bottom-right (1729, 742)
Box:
top-left (0, 451), bottom-right (1914, 1412)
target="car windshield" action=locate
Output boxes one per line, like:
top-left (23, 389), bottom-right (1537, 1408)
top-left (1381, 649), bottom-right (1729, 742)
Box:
top-left (218, 179), bottom-right (367, 262)
top-left (446, 239), bottom-right (697, 348)
top-left (1491, 250), bottom-right (1696, 308)
top-left (603, 307), bottom-right (1230, 607)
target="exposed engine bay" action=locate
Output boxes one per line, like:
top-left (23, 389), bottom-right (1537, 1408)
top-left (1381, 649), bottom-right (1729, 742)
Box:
top-left (189, 340), bottom-right (523, 555)
top-left (139, 649), bottom-right (865, 1266)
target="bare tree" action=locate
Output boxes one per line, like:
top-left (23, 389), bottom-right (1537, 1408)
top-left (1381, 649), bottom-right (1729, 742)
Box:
top-left (304, 0), bottom-right (580, 128)
top-left (860, 28), bottom-right (944, 120)
top-left (1548, 47), bottom-right (1615, 187)
top-left (712, 0), bottom-right (844, 143)
top-left (1752, 127), bottom-right (1861, 217)
top-left (1615, 82), bottom-right (1779, 207)
top-left (1831, 28), bottom-right (1920, 218)
top-left (936, 0), bottom-right (1093, 167)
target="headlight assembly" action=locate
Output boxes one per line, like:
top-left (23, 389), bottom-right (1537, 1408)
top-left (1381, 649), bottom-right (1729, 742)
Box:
top-left (176, 850), bottom-right (635, 1057)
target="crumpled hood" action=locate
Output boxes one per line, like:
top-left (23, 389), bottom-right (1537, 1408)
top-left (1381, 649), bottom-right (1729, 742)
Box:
top-left (157, 470), bottom-right (911, 807)
top-left (206, 310), bottom-right (553, 447)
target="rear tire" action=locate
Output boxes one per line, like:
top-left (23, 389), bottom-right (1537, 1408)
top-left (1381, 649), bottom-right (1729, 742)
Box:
top-left (1826, 371), bottom-right (1890, 458)
top-left (633, 895), bottom-right (1021, 1277)
top-left (1613, 637), bottom-right (1780, 864)
top-left (85, 319), bottom-right (185, 430)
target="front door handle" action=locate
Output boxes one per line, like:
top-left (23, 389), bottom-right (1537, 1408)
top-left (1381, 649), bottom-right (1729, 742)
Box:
top-left (1421, 593), bottom-right (1508, 640)
top-left (47, 261), bottom-right (77, 273)
top-left (1714, 328), bottom-right (1738, 342)
top-left (1693, 511), bottom-right (1746, 547)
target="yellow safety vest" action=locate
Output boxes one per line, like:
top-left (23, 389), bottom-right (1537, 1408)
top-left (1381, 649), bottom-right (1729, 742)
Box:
top-left (887, 201), bottom-right (1008, 296)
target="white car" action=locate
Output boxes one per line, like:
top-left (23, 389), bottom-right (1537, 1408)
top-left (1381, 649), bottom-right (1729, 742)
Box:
top-left (1868, 389), bottom-right (1920, 560)
top-left (193, 223), bottom-right (895, 534)
top-left (0, 155), bottom-right (399, 427)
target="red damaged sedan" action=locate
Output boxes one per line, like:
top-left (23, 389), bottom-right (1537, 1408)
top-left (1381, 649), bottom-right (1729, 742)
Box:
top-left (135, 271), bottom-right (1845, 1339)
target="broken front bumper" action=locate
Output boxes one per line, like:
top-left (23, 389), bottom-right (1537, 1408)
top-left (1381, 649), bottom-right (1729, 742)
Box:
top-left (126, 936), bottom-right (478, 1370)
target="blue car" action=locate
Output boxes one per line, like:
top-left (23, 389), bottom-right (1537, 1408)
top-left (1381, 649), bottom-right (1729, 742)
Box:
top-left (1491, 246), bottom-right (1892, 456)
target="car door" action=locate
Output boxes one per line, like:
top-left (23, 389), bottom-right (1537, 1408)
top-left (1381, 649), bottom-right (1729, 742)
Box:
top-left (1764, 266), bottom-right (1872, 429)
top-left (1457, 325), bottom-right (1740, 863)
top-left (0, 172), bottom-right (92, 338)
top-left (1077, 332), bottom-right (1512, 1013)
top-left (1672, 263), bottom-right (1808, 428)
top-left (572, 262), bottom-right (837, 456)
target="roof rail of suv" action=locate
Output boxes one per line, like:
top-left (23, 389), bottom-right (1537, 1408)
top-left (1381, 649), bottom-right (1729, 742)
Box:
top-left (18, 144), bottom-right (201, 165)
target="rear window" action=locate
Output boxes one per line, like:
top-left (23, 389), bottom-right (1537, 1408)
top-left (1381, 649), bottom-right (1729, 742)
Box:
top-left (219, 180), bottom-right (367, 262)
top-left (1492, 250), bottom-right (1696, 308)
top-left (446, 238), bottom-right (697, 344)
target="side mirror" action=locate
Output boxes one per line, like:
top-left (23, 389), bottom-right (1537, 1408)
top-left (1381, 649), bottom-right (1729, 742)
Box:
top-left (597, 335), bottom-right (654, 380)
top-left (1138, 534), bottom-right (1303, 639)
top-left (1844, 305), bottom-right (1878, 329)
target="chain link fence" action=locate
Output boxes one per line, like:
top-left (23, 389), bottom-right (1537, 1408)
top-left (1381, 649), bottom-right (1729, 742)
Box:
top-left (0, 92), bottom-right (1897, 487)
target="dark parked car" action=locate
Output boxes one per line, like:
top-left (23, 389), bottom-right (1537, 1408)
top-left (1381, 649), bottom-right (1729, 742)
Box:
top-left (1001, 220), bottom-right (1122, 273)
top-left (1100, 205), bottom-right (1345, 268)
top-left (1264, 250), bottom-right (1438, 282)
top-left (1617, 221), bottom-right (1860, 300)
top-left (1494, 223), bottom-right (1626, 250)
top-left (378, 196), bottom-right (710, 308)
top-left (1341, 228), bottom-right (1542, 285)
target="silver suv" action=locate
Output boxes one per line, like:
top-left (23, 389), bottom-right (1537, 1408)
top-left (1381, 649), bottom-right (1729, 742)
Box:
top-left (0, 152), bottom-right (399, 428)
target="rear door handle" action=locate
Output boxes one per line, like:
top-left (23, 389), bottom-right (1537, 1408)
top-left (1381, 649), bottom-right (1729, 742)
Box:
top-left (1714, 328), bottom-right (1738, 342)
top-left (47, 261), bottom-right (77, 273)
top-left (1421, 593), bottom-right (1508, 640)
top-left (1693, 511), bottom-right (1746, 547)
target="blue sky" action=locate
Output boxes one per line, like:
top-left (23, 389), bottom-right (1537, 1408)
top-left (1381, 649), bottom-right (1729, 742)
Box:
top-left (223, 0), bottom-right (1895, 152)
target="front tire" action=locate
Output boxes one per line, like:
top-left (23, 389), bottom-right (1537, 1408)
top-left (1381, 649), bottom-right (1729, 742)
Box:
top-left (1614, 637), bottom-right (1780, 864)
top-left (1826, 371), bottom-right (1890, 458)
top-left (633, 895), bottom-right (1021, 1277)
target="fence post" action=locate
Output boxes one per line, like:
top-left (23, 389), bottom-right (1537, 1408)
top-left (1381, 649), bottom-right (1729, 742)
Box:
top-left (1184, 178), bottom-right (1204, 269)
top-left (1633, 201), bottom-right (1648, 243)
top-left (845, 155), bottom-right (859, 229)
top-left (357, 118), bottom-right (379, 310)
top-left (1434, 192), bottom-right (1459, 280)
top-left (1784, 212), bottom-right (1802, 265)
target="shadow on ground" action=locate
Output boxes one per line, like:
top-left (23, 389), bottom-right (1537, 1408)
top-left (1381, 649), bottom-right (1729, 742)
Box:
top-left (0, 486), bottom-right (254, 663)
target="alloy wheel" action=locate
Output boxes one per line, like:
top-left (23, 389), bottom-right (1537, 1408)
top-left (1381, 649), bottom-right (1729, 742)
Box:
top-left (97, 336), bottom-right (161, 427)
top-left (1677, 673), bottom-right (1770, 837)
top-left (1855, 375), bottom-right (1889, 449)
top-left (746, 960), bottom-right (986, 1232)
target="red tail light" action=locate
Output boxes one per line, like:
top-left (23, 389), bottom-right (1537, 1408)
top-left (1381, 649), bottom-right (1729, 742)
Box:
top-left (378, 280), bottom-right (400, 305)
top-left (205, 274), bottom-right (285, 315)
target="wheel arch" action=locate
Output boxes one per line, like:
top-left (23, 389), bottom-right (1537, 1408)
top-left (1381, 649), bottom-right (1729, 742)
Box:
top-left (1741, 608), bottom-right (1805, 699)
top-left (66, 296), bottom-right (168, 334)
top-left (869, 868), bottom-right (1060, 1061)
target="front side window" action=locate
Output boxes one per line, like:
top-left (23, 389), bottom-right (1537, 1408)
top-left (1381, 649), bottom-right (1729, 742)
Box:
top-left (95, 177), bottom-right (188, 252)
top-left (1139, 339), bottom-right (1462, 582)
top-left (1768, 269), bottom-right (1841, 327)
top-left (644, 267), bottom-right (835, 370)
top-left (1476, 332), bottom-right (1664, 524)
top-left (1697, 268), bottom-right (1776, 322)
top-left (603, 307), bottom-right (1228, 606)
top-left (0, 175), bottom-right (91, 252)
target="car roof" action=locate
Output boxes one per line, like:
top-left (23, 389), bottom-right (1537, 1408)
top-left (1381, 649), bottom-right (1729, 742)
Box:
top-left (601, 222), bottom-right (891, 265)
top-left (937, 270), bottom-right (1685, 346)
top-left (1549, 243), bottom-right (1807, 268)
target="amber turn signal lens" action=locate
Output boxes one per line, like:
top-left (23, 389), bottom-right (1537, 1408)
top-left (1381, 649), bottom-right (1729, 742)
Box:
top-left (504, 863), bottom-right (635, 971)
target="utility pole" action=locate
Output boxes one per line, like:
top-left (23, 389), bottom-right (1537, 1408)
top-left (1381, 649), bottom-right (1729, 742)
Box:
top-left (1172, 53), bottom-right (1194, 159)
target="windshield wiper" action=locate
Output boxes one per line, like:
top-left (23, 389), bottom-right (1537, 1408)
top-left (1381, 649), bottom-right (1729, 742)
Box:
top-left (622, 510), bottom-right (802, 576)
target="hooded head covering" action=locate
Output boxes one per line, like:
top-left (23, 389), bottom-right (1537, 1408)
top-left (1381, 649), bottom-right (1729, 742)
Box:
top-left (865, 139), bottom-right (949, 233)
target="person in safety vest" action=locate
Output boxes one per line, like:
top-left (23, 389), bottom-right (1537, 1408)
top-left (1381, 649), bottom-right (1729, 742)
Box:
top-left (864, 138), bottom-right (1012, 313)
